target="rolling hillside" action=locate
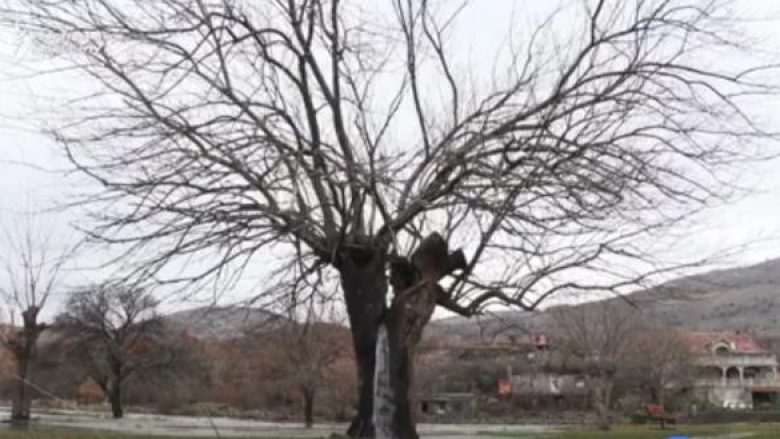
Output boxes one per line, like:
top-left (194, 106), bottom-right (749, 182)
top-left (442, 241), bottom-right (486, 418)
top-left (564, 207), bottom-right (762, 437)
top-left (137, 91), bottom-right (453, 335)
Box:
top-left (158, 258), bottom-right (780, 343)
top-left (163, 305), bottom-right (289, 340)
top-left (429, 257), bottom-right (780, 341)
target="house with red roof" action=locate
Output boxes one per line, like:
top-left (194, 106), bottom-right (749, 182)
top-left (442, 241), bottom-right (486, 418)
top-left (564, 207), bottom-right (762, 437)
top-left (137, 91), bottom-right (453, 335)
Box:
top-left (684, 331), bottom-right (779, 409)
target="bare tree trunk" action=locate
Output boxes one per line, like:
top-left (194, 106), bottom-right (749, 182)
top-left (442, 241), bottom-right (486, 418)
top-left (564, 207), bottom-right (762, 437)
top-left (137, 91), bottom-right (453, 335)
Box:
top-left (340, 244), bottom-right (389, 439)
top-left (341, 234), bottom-right (464, 439)
top-left (11, 349), bottom-right (31, 423)
top-left (339, 242), bottom-right (427, 439)
top-left (347, 317), bottom-right (418, 439)
top-left (109, 378), bottom-right (123, 419)
top-left (591, 377), bottom-right (613, 431)
top-left (11, 307), bottom-right (42, 424)
top-left (303, 387), bottom-right (315, 428)
top-left (592, 387), bottom-right (608, 430)
top-left (108, 359), bottom-right (124, 419)
top-left (378, 308), bottom-right (418, 439)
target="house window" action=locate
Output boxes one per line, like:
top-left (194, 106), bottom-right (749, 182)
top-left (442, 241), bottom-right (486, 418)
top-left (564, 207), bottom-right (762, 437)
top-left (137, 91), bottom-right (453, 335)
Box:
top-left (714, 343), bottom-right (730, 356)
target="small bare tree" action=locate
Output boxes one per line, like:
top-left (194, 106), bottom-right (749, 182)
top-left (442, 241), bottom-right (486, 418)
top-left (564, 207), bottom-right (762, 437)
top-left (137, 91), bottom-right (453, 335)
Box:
top-left (620, 327), bottom-right (694, 406)
top-left (3, 0), bottom-right (779, 436)
top-left (259, 289), bottom-right (354, 428)
top-left (0, 217), bottom-right (70, 423)
top-left (552, 301), bottom-right (636, 430)
top-left (56, 283), bottom-right (164, 418)
top-left (267, 320), bottom-right (351, 428)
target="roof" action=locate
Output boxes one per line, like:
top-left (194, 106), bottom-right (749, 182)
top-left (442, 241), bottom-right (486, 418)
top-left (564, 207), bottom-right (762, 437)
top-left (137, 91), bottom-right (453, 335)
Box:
top-left (682, 330), bottom-right (769, 355)
top-left (420, 393), bottom-right (475, 402)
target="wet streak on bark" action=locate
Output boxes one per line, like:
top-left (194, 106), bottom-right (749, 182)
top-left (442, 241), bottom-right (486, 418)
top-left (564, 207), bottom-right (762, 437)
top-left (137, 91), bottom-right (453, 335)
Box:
top-left (341, 233), bottom-right (465, 438)
top-left (372, 323), bottom-right (395, 438)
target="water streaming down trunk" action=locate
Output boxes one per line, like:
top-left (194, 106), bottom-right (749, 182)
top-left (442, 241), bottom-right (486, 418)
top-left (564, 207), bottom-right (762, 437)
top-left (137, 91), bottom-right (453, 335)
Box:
top-left (342, 233), bottom-right (465, 438)
top-left (341, 244), bottom-right (388, 438)
top-left (372, 323), bottom-right (395, 439)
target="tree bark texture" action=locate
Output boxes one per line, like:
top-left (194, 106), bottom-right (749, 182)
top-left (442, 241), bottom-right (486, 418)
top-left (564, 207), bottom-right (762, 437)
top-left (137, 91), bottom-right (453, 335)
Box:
top-left (341, 233), bottom-right (465, 439)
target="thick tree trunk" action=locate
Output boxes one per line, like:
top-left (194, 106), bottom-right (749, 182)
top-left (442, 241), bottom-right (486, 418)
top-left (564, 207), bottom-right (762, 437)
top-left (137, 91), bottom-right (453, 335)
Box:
top-left (340, 233), bottom-right (465, 439)
top-left (303, 387), bottom-right (315, 428)
top-left (345, 282), bottom-right (418, 439)
top-left (11, 352), bottom-right (31, 423)
top-left (11, 307), bottom-right (42, 425)
top-left (109, 380), bottom-right (123, 419)
top-left (376, 308), bottom-right (418, 439)
top-left (591, 378), bottom-right (612, 431)
top-left (340, 243), bottom-right (388, 439)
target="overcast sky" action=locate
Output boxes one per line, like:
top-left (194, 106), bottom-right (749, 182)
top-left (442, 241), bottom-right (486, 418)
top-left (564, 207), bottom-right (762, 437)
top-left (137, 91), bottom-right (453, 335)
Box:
top-left (2, 0), bottom-right (780, 319)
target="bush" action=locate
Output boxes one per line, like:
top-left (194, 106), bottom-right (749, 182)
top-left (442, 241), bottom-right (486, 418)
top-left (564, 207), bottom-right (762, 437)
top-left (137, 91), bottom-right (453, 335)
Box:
top-left (628, 411), bottom-right (649, 424)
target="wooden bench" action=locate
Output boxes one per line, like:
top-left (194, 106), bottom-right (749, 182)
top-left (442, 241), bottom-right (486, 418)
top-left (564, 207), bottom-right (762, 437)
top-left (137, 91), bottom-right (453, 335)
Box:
top-left (645, 404), bottom-right (677, 429)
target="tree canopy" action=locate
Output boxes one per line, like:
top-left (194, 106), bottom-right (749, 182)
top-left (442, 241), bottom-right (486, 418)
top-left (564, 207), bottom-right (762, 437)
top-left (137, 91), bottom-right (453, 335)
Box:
top-left (3, 0), bottom-right (773, 310)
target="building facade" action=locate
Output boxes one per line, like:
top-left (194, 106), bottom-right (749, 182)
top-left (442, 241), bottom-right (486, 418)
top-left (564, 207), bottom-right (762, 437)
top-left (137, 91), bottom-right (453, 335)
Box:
top-left (686, 331), bottom-right (780, 409)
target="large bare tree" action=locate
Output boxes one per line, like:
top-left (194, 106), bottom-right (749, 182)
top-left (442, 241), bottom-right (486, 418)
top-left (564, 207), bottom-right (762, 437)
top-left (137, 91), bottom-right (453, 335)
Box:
top-left (0, 217), bottom-right (70, 423)
top-left (2, 0), bottom-right (778, 436)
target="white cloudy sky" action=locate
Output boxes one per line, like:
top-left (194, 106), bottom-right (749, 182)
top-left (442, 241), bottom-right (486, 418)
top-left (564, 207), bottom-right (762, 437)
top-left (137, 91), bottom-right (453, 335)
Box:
top-left (1, 0), bottom-right (780, 319)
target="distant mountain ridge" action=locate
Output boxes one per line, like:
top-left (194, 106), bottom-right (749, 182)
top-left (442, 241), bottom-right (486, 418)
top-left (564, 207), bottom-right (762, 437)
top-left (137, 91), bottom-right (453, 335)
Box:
top-left (160, 258), bottom-right (780, 342)
top-left (163, 305), bottom-right (288, 340)
top-left (632, 257), bottom-right (780, 333)
top-left (428, 257), bottom-right (780, 341)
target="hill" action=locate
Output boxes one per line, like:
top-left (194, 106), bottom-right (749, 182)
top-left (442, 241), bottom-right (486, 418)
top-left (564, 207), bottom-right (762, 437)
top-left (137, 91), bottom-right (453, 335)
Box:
top-left (630, 258), bottom-right (780, 332)
top-left (160, 257), bottom-right (780, 342)
top-left (163, 305), bottom-right (289, 340)
top-left (429, 257), bottom-right (780, 341)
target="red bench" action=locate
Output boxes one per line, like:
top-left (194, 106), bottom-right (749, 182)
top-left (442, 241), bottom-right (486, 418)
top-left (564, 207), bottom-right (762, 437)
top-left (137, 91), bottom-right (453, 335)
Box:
top-left (645, 404), bottom-right (677, 429)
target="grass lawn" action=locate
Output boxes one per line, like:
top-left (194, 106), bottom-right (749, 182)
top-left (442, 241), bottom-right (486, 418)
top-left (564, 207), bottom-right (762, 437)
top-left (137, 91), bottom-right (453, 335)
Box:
top-left (0, 427), bottom-right (295, 439)
top-left (0, 428), bottom-right (180, 439)
top-left (0, 424), bottom-right (777, 439)
top-left (517, 423), bottom-right (780, 439)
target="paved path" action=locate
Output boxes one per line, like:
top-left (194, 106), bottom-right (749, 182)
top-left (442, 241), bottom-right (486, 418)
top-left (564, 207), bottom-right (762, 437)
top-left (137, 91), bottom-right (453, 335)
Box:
top-left (0, 408), bottom-right (561, 438)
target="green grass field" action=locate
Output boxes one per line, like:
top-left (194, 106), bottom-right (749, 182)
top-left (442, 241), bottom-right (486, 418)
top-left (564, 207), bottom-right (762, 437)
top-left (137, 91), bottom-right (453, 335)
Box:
top-left (553, 424), bottom-right (780, 439)
top-left (0, 429), bottom-right (177, 439)
top-left (498, 423), bottom-right (780, 439)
